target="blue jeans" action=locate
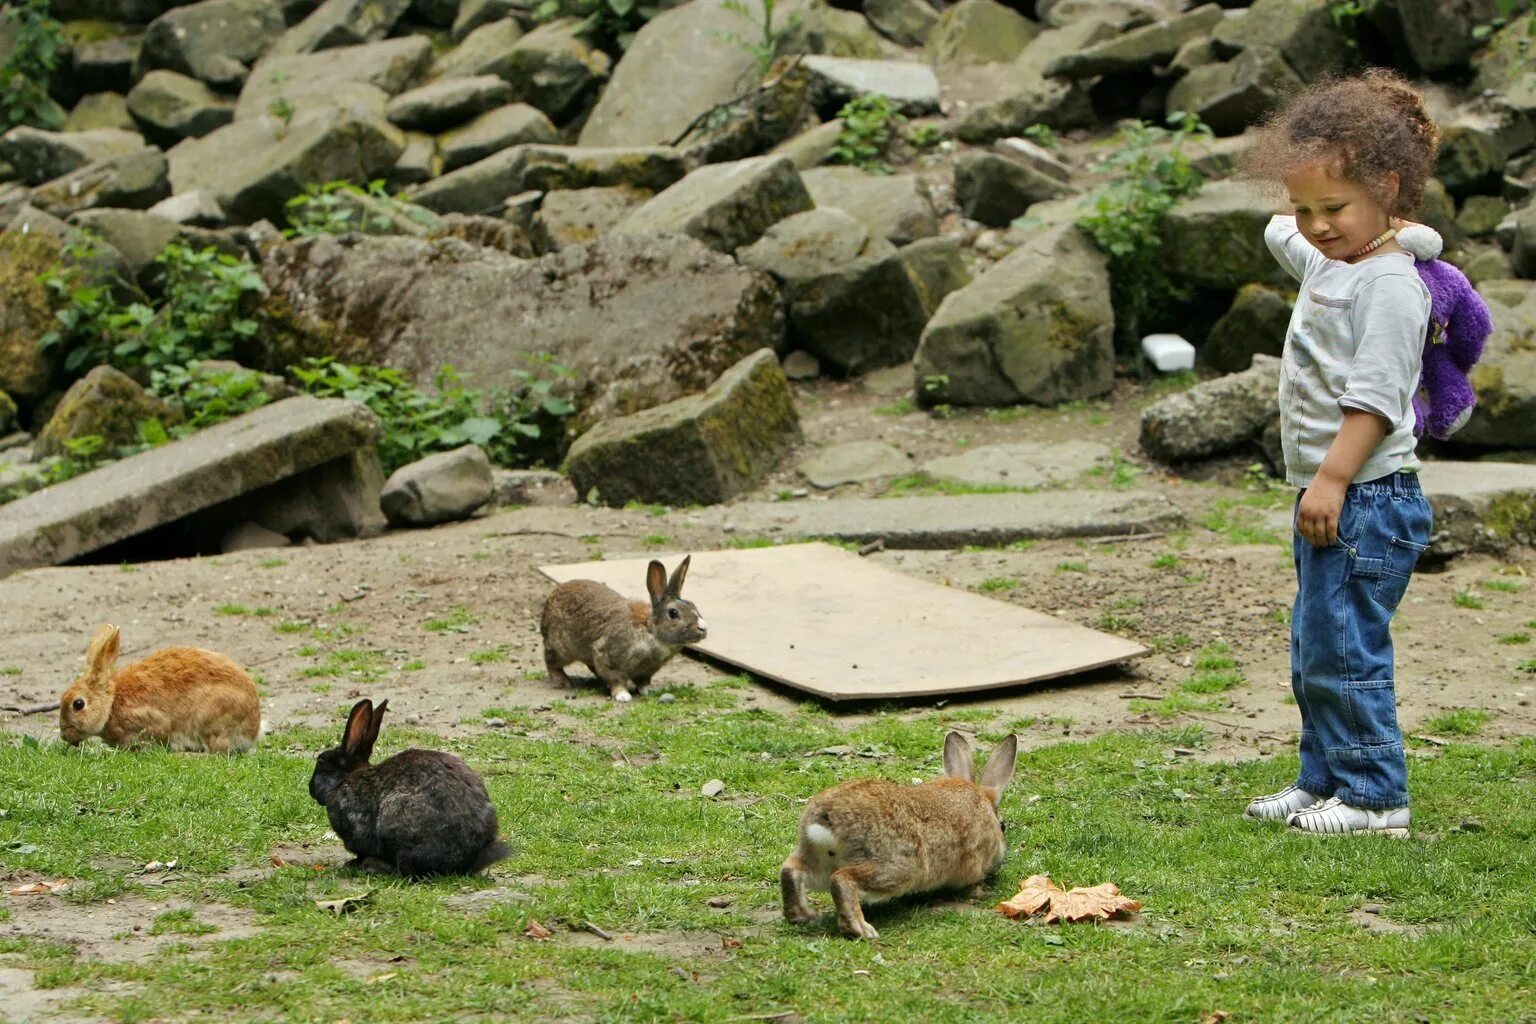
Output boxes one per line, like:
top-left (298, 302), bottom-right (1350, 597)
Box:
top-left (1291, 472), bottom-right (1432, 809)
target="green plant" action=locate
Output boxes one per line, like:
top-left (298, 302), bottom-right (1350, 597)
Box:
top-left (720, 0), bottom-right (798, 77)
top-left (283, 180), bottom-right (435, 238)
top-left (1453, 590), bottom-right (1484, 610)
top-left (148, 363), bottom-right (274, 435)
top-left (266, 96), bottom-right (294, 126)
top-left (41, 238), bottom-right (266, 377)
top-left (1022, 123), bottom-right (1059, 149)
top-left (1420, 708), bottom-right (1492, 737)
top-left (975, 577), bottom-right (1018, 593)
top-left (829, 94), bottom-right (906, 172)
top-left (1076, 112), bottom-right (1211, 354)
top-left (533, 0), bottom-right (658, 51)
top-left (0, 0), bottom-right (64, 132)
top-left (0, 434), bottom-right (112, 504)
top-left (289, 357), bottom-right (573, 473)
top-left (906, 122), bottom-right (946, 150)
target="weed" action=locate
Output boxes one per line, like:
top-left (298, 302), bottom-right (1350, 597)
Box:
top-left (720, 0), bottom-right (798, 76)
top-left (1022, 123), bottom-right (1059, 149)
top-left (257, 558), bottom-right (287, 569)
top-left (1497, 632), bottom-right (1530, 646)
top-left (1056, 561), bottom-right (1089, 573)
top-left (1076, 112), bottom-right (1211, 353)
top-left (1, 667), bottom-right (20, 676)
top-left (1150, 553), bottom-right (1181, 570)
top-left (722, 536), bottom-right (776, 549)
top-left (1453, 590), bottom-right (1484, 610)
top-left (424, 607), bottom-right (480, 634)
top-left (0, 0), bottom-right (64, 132)
top-left (470, 647), bottom-right (509, 665)
top-left (882, 472), bottom-right (1028, 498)
top-left (283, 179), bottom-right (436, 237)
top-left (829, 94), bottom-right (906, 172)
top-left (975, 577), bottom-right (1018, 593)
top-left (1484, 579), bottom-right (1521, 593)
top-left (402, 660), bottom-right (425, 672)
top-left (874, 397), bottom-right (917, 416)
top-left (1149, 633), bottom-right (1194, 652)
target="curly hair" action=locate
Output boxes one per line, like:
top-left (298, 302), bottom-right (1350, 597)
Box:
top-left (1243, 68), bottom-right (1441, 217)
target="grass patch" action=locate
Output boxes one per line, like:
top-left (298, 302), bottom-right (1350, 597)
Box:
top-left (424, 607), bottom-right (479, 633)
top-left (1150, 553), bottom-right (1180, 570)
top-left (1134, 642), bottom-right (1246, 718)
top-left (1200, 491), bottom-right (1291, 547)
top-left (257, 559), bottom-right (287, 569)
top-left (1421, 708), bottom-right (1493, 737)
top-left (1, 710), bottom-right (1535, 1021)
top-left (723, 536), bottom-right (777, 549)
top-left (873, 398), bottom-right (917, 416)
top-left (1056, 561), bottom-right (1089, 573)
top-left (624, 500), bottom-right (668, 517)
top-left (881, 472), bottom-right (1030, 498)
top-left (1, 666), bottom-right (21, 676)
top-left (1484, 579), bottom-right (1521, 593)
top-left (470, 647), bottom-right (508, 665)
top-left (974, 577), bottom-right (1018, 593)
top-left (1453, 590), bottom-right (1484, 611)
top-left (1497, 632), bottom-right (1530, 646)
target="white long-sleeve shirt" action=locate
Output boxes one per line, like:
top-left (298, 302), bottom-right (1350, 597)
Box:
top-left (1263, 215), bottom-right (1431, 487)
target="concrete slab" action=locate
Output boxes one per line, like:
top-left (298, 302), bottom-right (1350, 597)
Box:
top-left (1419, 460), bottom-right (1536, 553)
top-left (798, 441), bottom-right (912, 488)
top-left (920, 441), bottom-right (1113, 489)
top-left (0, 397), bottom-right (381, 578)
top-left (540, 543), bottom-right (1147, 701)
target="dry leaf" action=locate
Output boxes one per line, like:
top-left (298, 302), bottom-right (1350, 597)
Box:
top-left (365, 972), bottom-right (397, 985)
top-left (998, 874), bottom-right (1141, 924)
top-left (1199, 1013), bottom-right (1230, 1024)
top-left (314, 893), bottom-right (370, 915)
top-left (7, 879), bottom-right (69, 896)
top-left (524, 918), bottom-right (552, 941)
top-left (721, 935), bottom-right (743, 949)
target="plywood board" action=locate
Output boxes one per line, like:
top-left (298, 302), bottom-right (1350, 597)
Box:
top-left (538, 543), bottom-right (1147, 701)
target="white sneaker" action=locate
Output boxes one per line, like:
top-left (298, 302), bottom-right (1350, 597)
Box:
top-left (1286, 797), bottom-right (1410, 837)
top-left (1245, 785), bottom-right (1322, 821)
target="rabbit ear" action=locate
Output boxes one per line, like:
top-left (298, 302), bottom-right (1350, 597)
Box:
top-left (942, 731), bottom-right (975, 779)
top-left (85, 624), bottom-right (120, 683)
top-left (978, 735), bottom-right (1019, 797)
top-left (363, 699), bottom-right (389, 756)
top-left (666, 555), bottom-right (691, 597)
top-left (646, 560), bottom-right (668, 605)
top-left (342, 699), bottom-right (373, 757)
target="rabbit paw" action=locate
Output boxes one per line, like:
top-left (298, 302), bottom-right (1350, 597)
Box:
top-left (784, 906), bottom-right (820, 925)
top-left (613, 690), bottom-right (633, 703)
top-left (842, 919), bottom-right (880, 941)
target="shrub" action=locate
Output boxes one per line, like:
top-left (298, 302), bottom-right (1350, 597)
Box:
top-left (40, 238), bottom-right (267, 376)
top-left (289, 357), bottom-right (574, 474)
top-left (0, 0), bottom-right (64, 132)
top-left (283, 180), bottom-right (436, 238)
top-left (1076, 111), bottom-right (1210, 355)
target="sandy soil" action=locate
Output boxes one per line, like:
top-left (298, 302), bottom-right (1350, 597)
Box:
top-left (2, 374), bottom-right (1531, 758)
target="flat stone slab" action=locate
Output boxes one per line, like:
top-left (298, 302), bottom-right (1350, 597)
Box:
top-left (920, 441), bottom-right (1113, 488)
top-left (1420, 460), bottom-right (1536, 552)
top-left (541, 542), bottom-right (1147, 701)
top-left (0, 396), bottom-right (381, 578)
top-left (798, 440), bottom-right (912, 488)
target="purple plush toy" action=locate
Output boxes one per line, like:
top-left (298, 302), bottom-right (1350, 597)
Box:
top-left (1398, 225), bottom-right (1493, 440)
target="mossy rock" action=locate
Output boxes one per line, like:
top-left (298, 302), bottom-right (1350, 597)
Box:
top-left (35, 364), bottom-right (182, 459)
top-left (1202, 282), bottom-right (1293, 373)
top-left (926, 0), bottom-right (1039, 67)
top-left (0, 230), bottom-right (65, 408)
top-left (564, 348), bottom-right (802, 506)
top-left (0, 388), bottom-right (17, 434)
top-left (1160, 179), bottom-right (1294, 291)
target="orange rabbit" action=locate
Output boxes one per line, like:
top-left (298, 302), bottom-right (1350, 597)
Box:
top-left (58, 624), bottom-right (263, 753)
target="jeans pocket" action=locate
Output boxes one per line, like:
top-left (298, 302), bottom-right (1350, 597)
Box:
top-left (1371, 536), bottom-right (1429, 611)
top-left (1344, 679), bottom-right (1401, 746)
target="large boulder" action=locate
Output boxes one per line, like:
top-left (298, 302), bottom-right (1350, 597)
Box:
top-left (1164, 45), bottom-right (1301, 137)
top-left (167, 108), bottom-right (405, 223)
top-left (68, 209), bottom-right (182, 287)
top-left (614, 155), bottom-right (813, 254)
top-left (410, 144), bottom-right (685, 215)
top-left (533, 186), bottom-right (650, 251)
top-left (259, 232), bottom-right (785, 432)
top-left (1046, 2), bottom-right (1221, 78)
top-left (1511, 203), bottom-right (1536, 279)
top-left (738, 208), bottom-right (934, 375)
top-left (0, 127), bottom-right (146, 186)
top-left (953, 17), bottom-right (1109, 143)
top-left (126, 69), bottom-right (237, 146)
top-left (864, 0), bottom-right (939, 47)
top-left (954, 150), bottom-right (1075, 227)
top-left (802, 56), bottom-right (942, 116)
top-left (491, 18), bottom-right (612, 122)
top-left (452, 0), bottom-right (520, 41)
top-left (34, 365), bottom-right (180, 459)
top-left (1202, 282), bottom-right (1292, 373)
top-left (63, 92), bottom-right (137, 132)
top-left (801, 166), bottom-right (938, 245)
top-left (236, 37), bottom-right (434, 120)
top-left (267, 0), bottom-right (412, 58)
top-left (380, 444), bottom-right (495, 527)
top-left (564, 348), bottom-right (802, 507)
top-left (0, 396), bottom-right (384, 577)
top-left (30, 147), bottom-right (172, 218)
top-left (579, 0), bottom-right (815, 148)
top-left (384, 75), bottom-right (514, 133)
top-left (1161, 178), bottom-right (1293, 291)
top-left (430, 17), bottom-right (524, 79)
top-left (139, 0), bottom-right (285, 89)
top-left (1140, 354), bottom-right (1282, 462)
top-left (0, 230), bottom-right (64, 409)
top-left (672, 58), bottom-right (813, 165)
top-left (1453, 279), bottom-right (1536, 449)
top-left (439, 103), bottom-right (558, 173)
top-left (71, 31), bottom-right (143, 97)
top-left (1435, 99), bottom-right (1535, 201)
top-left (913, 221), bottom-right (1114, 407)
top-left (1472, 19), bottom-right (1536, 117)
top-left (1396, 0), bottom-right (1515, 75)
top-left (1209, 0), bottom-right (1351, 83)
top-left (925, 0), bottom-right (1039, 67)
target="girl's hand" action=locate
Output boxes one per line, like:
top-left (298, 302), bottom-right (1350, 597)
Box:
top-left (1297, 479), bottom-right (1346, 547)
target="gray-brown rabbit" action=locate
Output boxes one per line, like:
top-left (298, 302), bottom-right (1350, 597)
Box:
top-left (781, 731), bottom-right (1019, 940)
top-left (540, 556), bottom-right (707, 701)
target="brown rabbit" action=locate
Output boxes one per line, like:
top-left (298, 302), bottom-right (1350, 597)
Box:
top-left (781, 731), bottom-right (1019, 940)
top-left (540, 556), bottom-right (707, 702)
top-left (58, 624), bottom-right (263, 753)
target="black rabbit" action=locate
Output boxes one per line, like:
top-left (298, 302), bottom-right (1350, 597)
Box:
top-left (309, 698), bottom-right (510, 876)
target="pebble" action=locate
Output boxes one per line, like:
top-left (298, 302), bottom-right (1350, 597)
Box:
top-left (700, 779), bottom-right (726, 798)
top-left (659, 692), bottom-right (676, 703)
top-left (485, 717), bottom-right (507, 728)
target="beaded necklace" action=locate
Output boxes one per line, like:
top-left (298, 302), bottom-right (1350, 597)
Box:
top-left (1347, 227), bottom-right (1397, 260)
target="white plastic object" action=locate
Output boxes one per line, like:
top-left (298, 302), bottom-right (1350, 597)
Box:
top-left (1140, 333), bottom-right (1196, 372)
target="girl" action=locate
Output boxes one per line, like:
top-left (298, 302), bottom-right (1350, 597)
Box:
top-left (1241, 70), bottom-right (1441, 836)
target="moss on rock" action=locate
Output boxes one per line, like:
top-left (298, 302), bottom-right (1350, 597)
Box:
top-left (35, 365), bottom-right (181, 459)
top-left (0, 231), bottom-right (65, 408)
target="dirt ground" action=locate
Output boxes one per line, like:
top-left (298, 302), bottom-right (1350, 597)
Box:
top-left (2, 372), bottom-right (1533, 757)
